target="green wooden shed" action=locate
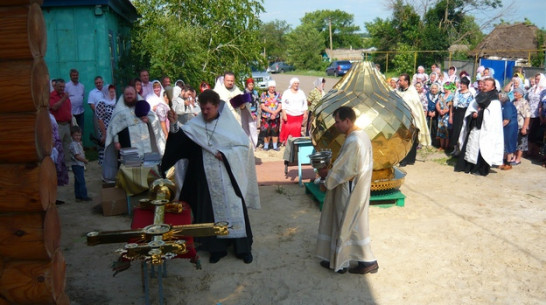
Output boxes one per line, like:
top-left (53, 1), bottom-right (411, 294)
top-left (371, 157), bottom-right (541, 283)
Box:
top-left (42, 0), bottom-right (138, 146)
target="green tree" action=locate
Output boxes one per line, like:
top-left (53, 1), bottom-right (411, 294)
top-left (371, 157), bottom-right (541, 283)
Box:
top-left (300, 9), bottom-right (363, 49)
top-left (365, 0), bottom-right (496, 69)
top-left (391, 43), bottom-right (416, 75)
top-left (118, 0), bottom-right (264, 87)
top-left (285, 24), bottom-right (324, 70)
top-left (259, 20), bottom-right (291, 64)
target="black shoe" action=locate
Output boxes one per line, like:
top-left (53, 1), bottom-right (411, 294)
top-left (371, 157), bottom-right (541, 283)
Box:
top-left (76, 197), bottom-right (93, 202)
top-left (273, 147), bottom-right (280, 151)
top-left (55, 200), bottom-right (65, 205)
top-left (320, 260), bottom-right (347, 274)
top-left (209, 251), bottom-right (227, 263)
top-left (398, 162), bottom-right (407, 167)
top-left (237, 253), bottom-right (253, 264)
top-left (349, 261), bottom-right (379, 274)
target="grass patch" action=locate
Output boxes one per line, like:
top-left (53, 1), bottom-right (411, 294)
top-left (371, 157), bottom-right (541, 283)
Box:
top-left (285, 70), bottom-right (330, 78)
top-left (432, 156), bottom-right (457, 166)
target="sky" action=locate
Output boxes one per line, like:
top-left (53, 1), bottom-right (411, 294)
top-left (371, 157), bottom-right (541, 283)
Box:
top-left (260, 0), bottom-right (546, 33)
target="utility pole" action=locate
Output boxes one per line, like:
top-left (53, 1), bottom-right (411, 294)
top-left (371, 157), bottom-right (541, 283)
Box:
top-left (329, 17), bottom-right (333, 52)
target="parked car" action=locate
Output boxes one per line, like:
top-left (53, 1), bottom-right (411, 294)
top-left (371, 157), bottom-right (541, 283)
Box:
top-left (267, 62), bottom-right (294, 73)
top-left (326, 60), bottom-right (352, 77)
top-left (251, 67), bottom-right (271, 90)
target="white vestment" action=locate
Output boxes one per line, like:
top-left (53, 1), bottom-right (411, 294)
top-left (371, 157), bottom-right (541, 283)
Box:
top-left (316, 130), bottom-right (376, 272)
top-left (172, 101), bottom-right (260, 238)
top-left (398, 85), bottom-right (431, 146)
top-left (214, 83), bottom-right (248, 122)
top-left (458, 99), bottom-right (504, 166)
top-left (102, 100), bottom-right (164, 181)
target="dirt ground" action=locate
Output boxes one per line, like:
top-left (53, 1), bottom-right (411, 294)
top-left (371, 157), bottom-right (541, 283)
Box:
top-left (56, 143), bottom-right (546, 305)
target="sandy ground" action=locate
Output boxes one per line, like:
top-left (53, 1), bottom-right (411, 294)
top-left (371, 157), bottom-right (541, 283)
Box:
top-left (57, 144), bottom-right (546, 305)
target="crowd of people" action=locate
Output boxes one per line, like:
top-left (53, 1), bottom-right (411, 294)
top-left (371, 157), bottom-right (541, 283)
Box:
top-left (389, 64), bottom-right (546, 173)
top-left (47, 62), bottom-right (545, 277)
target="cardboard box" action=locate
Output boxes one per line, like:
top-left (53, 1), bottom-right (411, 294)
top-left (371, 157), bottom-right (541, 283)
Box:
top-left (101, 186), bottom-right (128, 216)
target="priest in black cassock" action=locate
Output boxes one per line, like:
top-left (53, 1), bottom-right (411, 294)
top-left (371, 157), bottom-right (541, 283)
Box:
top-left (161, 89), bottom-right (260, 264)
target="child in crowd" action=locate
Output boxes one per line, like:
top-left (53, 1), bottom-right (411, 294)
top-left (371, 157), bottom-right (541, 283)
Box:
top-left (69, 126), bottom-right (91, 201)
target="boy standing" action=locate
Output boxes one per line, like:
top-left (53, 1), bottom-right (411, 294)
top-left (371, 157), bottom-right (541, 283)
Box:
top-left (69, 126), bottom-right (92, 201)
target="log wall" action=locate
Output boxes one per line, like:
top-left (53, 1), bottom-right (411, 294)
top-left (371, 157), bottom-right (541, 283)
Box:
top-left (0, 1), bottom-right (68, 304)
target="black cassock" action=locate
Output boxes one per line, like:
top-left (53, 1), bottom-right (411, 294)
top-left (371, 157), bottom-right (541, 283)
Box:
top-left (160, 129), bottom-right (253, 255)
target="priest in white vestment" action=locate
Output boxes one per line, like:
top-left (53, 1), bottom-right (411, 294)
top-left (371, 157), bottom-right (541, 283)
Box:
top-left (161, 89), bottom-right (260, 264)
top-left (397, 73), bottom-right (431, 166)
top-left (316, 106), bottom-right (378, 274)
top-left (102, 86), bottom-right (163, 181)
top-left (455, 77), bottom-right (504, 175)
top-left (214, 71), bottom-right (254, 125)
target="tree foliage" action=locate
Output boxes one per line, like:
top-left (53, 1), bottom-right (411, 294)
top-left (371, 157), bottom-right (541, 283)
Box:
top-left (365, 0), bottom-right (502, 70)
top-left (285, 24), bottom-right (324, 70)
top-left (300, 9), bottom-right (363, 49)
top-left (117, 0), bottom-right (265, 87)
top-left (259, 20), bottom-right (291, 64)
top-left (391, 43), bottom-right (416, 75)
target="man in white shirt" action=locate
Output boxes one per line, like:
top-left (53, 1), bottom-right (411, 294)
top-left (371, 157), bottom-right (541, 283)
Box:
top-left (140, 69), bottom-right (153, 98)
top-left (87, 76), bottom-right (108, 112)
top-left (65, 69), bottom-right (85, 133)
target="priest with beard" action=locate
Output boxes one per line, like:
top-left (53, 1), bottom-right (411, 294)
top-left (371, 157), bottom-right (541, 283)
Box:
top-left (454, 77), bottom-right (504, 175)
top-left (102, 86), bottom-right (163, 182)
top-left (161, 89), bottom-right (260, 264)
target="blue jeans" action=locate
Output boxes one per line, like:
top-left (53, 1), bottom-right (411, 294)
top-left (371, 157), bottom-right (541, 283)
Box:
top-left (72, 165), bottom-right (88, 199)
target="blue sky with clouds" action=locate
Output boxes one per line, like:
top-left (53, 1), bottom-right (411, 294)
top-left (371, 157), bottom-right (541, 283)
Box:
top-left (260, 0), bottom-right (546, 33)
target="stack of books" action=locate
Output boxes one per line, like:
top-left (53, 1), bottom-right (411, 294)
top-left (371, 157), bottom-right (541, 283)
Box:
top-left (143, 152), bottom-right (161, 167)
top-left (120, 147), bottom-right (142, 166)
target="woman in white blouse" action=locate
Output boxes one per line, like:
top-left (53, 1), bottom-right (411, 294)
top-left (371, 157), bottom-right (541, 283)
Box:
top-left (279, 77), bottom-right (307, 144)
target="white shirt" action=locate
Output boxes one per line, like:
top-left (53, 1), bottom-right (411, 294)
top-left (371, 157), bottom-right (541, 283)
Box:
top-left (281, 89), bottom-right (307, 116)
top-left (65, 81), bottom-right (85, 115)
top-left (142, 82), bottom-right (154, 98)
top-left (88, 87), bottom-right (108, 107)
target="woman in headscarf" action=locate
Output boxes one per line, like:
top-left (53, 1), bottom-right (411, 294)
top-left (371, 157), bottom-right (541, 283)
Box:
top-left (145, 80), bottom-right (164, 112)
top-left (259, 80), bottom-right (282, 151)
top-left (425, 83), bottom-right (440, 146)
top-left (200, 81), bottom-right (211, 93)
top-left (243, 78), bottom-right (260, 147)
top-left (387, 77), bottom-right (398, 90)
top-left (96, 84), bottom-right (117, 165)
top-left (307, 77), bottom-right (326, 111)
top-left (503, 75), bottom-right (524, 101)
top-left (436, 82), bottom-right (454, 151)
top-left (171, 79), bottom-right (185, 114)
top-left (412, 65), bottom-right (429, 85)
top-left (499, 93), bottom-right (518, 170)
top-left (511, 87), bottom-right (531, 166)
top-left (526, 73), bottom-right (546, 158)
top-left (306, 77), bottom-right (326, 136)
top-left (450, 77), bottom-right (474, 154)
top-left (425, 72), bottom-right (439, 91)
top-left (279, 77), bottom-right (307, 144)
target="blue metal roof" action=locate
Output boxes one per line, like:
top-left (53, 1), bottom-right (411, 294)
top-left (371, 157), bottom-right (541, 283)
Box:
top-left (42, 0), bottom-right (139, 23)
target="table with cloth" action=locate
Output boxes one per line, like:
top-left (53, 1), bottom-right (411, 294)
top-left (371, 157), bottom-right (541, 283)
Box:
top-left (130, 201), bottom-right (197, 260)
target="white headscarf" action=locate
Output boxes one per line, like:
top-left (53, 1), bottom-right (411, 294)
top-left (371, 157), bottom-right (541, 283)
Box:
top-left (313, 77), bottom-right (324, 89)
top-left (145, 80), bottom-right (165, 109)
top-left (289, 77), bottom-right (300, 89)
top-left (267, 80), bottom-right (276, 88)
